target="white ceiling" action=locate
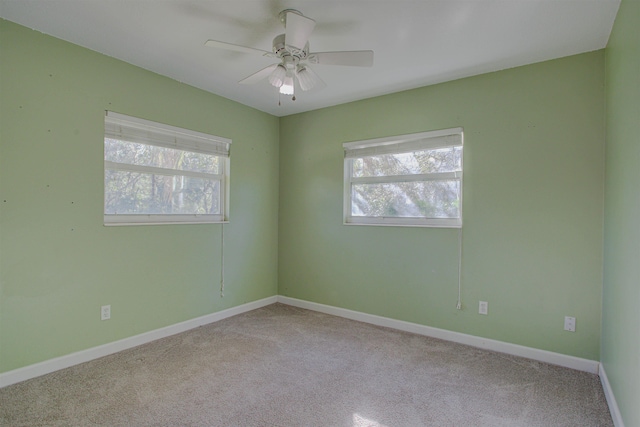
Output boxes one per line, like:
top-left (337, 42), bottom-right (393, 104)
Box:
top-left (0, 0), bottom-right (620, 117)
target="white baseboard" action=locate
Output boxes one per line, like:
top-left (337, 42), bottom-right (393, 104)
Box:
top-left (0, 296), bottom-right (278, 388)
top-left (0, 294), bottom-right (607, 395)
top-left (599, 363), bottom-right (626, 427)
top-left (277, 296), bottom-right (600, 374)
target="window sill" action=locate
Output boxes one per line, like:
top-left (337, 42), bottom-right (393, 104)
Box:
top-left (344, 217), bottom-right (461, 228)
top-left (104, 215), bottom-right (228, 226)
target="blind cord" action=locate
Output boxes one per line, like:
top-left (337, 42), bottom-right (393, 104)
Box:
top-left (220, 223), bottom-right (225, 298)
top-left (456, 227), bottom-right (463, 310)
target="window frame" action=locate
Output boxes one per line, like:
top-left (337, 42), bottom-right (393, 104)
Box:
top-left (343, 127), bottom-right (463, 228)
top-left (104, 111), bottom-right (231, 226)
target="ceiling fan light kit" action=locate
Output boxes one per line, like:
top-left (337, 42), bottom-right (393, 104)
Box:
top-left (268, 64), bottom-right (287, 88)
top-left (205, 9), bottom-right (373, 103)
top-left (296, 65), bottom-right (315, 92)
top-left (280, 76), bottom-right (295, 96)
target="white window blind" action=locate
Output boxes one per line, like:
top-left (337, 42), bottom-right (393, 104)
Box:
top-left (105, 111), bottom-right (230, 157)
top-left (344, 132), bottom-right (461, 159)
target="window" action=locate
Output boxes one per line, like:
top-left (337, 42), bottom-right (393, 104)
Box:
top-left (343, 127), bottom-right (463, 227)
top-left (104, 111), bottom-right (231, 225)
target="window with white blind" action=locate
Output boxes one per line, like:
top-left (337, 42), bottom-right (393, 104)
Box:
top-left (343, 127), bottom-right (463, 227)
top-left (104, 111), bottom-right (231, 225)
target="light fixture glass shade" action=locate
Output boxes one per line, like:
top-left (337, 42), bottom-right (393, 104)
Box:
top-left (296, 66), bottom-right (316, 91)
top-left (268, 64), bottom-right (287, 88)
top-left (280, 75), bottom-right (294, 95)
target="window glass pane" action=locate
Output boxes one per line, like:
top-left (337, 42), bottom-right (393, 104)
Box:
top-left (352, 146), bottom-right (461, 178)
top-left (105, 169), bottom-right (220, 215)
top-left (351, 180), bottom-right (460, 218)
top-left (105, 138), bottom-right (219, 174)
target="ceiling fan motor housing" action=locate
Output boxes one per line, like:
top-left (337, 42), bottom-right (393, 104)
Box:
top-left (272, 34), bottom-right (309, 62)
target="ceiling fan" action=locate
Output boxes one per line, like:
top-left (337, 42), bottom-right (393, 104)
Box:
top-left (205, 9), bottom-right (374, 100)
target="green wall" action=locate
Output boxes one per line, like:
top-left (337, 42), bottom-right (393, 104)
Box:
top-left (279, 51), bottom-right (606, 360)
top-left (603, 0), bottom-right (640, 425)
top-left (0, 19), bottom-right (280, 373)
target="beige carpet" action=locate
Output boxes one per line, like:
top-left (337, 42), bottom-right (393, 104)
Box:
top-left (0, 303), bottom-right (613, 426)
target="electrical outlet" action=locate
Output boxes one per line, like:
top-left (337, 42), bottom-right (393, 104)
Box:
top-left (564, 316), bottom-right (576, 332)
top-left (101, 305), bottom-right (111, 321)
top-left (479, 301), bottom-right (488, 315)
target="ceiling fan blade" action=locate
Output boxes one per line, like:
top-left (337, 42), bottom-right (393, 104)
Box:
top-left (238, 64), bottom-right (279, 84)
top-left (308, 50), bottom-right (374, 67)
top-left (285, 11), bottom-right (316, 50)
top-left (205, 39), bottom-right (274, 57)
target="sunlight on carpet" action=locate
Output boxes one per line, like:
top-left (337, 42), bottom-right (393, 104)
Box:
top-left (353, 412), bottom-right (388, 427)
